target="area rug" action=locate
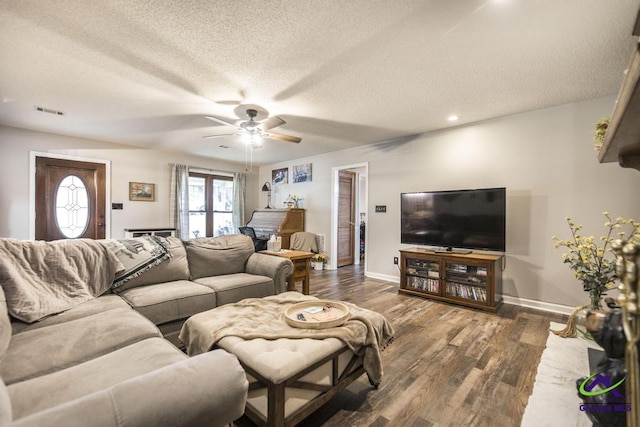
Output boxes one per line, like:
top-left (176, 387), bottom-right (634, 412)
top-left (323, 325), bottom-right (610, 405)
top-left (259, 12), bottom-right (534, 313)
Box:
top-left (521, 322), bottom-right (601, 426)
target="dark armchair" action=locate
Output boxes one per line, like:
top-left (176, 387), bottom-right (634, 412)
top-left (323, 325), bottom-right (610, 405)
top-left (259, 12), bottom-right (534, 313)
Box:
top-left (239, 226), bottom-right (269, 252)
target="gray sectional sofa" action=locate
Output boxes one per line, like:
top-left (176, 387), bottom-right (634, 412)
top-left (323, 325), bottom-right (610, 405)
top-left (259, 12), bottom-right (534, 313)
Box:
top-left (0, 234), bottom-right (294, 426)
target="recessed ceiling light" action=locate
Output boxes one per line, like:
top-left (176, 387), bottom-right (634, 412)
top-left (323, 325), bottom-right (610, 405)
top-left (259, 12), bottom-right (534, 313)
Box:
top-left (448, 115), bottom-right (459, 122)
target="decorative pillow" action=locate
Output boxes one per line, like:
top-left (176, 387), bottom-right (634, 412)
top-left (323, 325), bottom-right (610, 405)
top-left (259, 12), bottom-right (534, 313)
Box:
top-left (100, 236), bottom-right (171, 290)
top-left (113, 237), bottom-right (189, 292)
top-left (184, 235), bottom-right (254, 280)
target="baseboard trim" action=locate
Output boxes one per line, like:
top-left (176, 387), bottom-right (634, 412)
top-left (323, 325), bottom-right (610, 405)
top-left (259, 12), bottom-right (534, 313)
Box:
top-left (501, 295), bottom-right (574, 316)
top-left (364, 271), bottom-right (399, 283)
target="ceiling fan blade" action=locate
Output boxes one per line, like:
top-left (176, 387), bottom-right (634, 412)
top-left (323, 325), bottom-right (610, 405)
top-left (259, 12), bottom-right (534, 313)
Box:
top-left (203, 133), bottom-right (237, 139)
top-left (260, 116), bottom-right (286, 131)
top-left (265, 132), bottom-right (301, 143)
top-left (204, 115), bottom-right (238, 128)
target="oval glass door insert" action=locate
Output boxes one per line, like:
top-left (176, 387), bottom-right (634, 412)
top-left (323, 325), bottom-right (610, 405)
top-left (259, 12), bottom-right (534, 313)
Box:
top-left (55, 175), bottom-right (89, 238)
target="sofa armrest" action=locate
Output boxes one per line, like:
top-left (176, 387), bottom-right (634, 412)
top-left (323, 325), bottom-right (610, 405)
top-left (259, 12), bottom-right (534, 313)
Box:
top-left (245, 253), bottom-right (293, 294)
top-left (13, 350), bottom-right (248, 427)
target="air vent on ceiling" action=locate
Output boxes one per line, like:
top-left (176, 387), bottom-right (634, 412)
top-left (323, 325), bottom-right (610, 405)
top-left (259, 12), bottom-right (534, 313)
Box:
top-left (34, 106), bottom-right (65, 116)
top-left (218, 144), bottom-right (231, 149)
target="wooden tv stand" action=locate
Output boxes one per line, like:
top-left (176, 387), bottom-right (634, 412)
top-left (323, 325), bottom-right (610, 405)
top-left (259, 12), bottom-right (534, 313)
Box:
top-left (399, 248), bottom-right (504, 312)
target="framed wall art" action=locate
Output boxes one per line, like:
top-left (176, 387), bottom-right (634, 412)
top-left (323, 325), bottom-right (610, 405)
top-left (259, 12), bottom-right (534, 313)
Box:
top-left (272, 167), bottom-right (288, 185)
top-left (129, 182), bottom-right (155, 201)
top-left (293, 163), bottom-right (312, 183)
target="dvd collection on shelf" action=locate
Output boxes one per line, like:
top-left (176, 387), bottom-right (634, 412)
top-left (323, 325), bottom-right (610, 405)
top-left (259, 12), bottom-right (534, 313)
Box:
top-left (445, 282), bottom-right (487, 302)
top-left (407, 276), bottom-right (440, 293)
top-left (447, 263), bottom-right (488, 276)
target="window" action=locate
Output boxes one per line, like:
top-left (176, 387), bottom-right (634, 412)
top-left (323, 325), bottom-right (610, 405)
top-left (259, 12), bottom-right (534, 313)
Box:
top-left (188, 173), bottom-right (233, 238)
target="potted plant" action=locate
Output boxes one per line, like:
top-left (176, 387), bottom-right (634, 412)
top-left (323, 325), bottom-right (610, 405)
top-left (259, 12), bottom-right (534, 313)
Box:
top-left (311, 253), bottom-right (326, 270)
top-left (551, 212), bottom-right (639, 337)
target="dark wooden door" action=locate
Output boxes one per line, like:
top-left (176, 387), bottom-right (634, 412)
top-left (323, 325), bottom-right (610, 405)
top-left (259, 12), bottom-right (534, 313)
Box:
top-left (35, 157), bottom-right (106, 241)
top-left (337, 170), bottom-right (356, 267)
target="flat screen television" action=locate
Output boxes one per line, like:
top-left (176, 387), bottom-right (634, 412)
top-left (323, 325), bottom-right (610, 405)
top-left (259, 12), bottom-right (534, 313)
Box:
top-left (400, 187), bottom-right (506, 252)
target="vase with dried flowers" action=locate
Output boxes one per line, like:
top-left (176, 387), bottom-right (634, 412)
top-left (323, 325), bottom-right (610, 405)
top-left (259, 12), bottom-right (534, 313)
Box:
top-left (551, 212), bottom-right (639, 337)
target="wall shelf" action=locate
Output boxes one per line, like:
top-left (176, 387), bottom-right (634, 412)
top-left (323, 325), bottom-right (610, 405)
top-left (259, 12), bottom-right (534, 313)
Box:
top-left (598, 15), bottom-right (640, 171)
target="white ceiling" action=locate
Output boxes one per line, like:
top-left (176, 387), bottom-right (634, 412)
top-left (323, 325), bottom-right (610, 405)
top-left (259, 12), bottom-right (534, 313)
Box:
top-left (1, 0), bottom-right (638, 166)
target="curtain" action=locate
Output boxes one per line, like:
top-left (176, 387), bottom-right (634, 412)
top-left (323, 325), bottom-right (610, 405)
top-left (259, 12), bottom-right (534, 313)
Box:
top-left (170, 164), bottom-right (190, 239)
top-left (232, 172), bottom-right (246, 233)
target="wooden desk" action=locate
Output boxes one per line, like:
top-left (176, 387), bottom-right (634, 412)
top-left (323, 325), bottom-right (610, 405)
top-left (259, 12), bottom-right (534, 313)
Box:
top-left (260, 250), bottom-right (314, 295)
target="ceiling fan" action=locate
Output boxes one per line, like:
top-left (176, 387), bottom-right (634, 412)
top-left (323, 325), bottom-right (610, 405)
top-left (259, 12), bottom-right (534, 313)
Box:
top-left (203, 108), bottom-right (301, 146)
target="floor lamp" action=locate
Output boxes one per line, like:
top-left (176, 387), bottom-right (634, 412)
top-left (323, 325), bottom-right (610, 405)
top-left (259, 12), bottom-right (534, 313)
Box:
top-left (262, 182), bottom-right (273, 209)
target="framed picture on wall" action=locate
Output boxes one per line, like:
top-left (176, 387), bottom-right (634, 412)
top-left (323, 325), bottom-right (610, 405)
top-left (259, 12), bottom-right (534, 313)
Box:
top-left (129, 182), bottom-right (155, 201)
top-left (272, 167), bottom-right (288, 185)
top-left (293, 163), bottom-right (312, 183)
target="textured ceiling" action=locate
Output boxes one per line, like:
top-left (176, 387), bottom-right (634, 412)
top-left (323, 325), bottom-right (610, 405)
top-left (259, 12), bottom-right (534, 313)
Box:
top-left (1, 0), bottom-right (639, 166)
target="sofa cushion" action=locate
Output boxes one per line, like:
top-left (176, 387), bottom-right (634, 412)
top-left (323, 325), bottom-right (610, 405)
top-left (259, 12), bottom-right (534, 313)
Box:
top-left (118, 280), bottom-right (217, 325)
top-left (7, 337), bottom-right (187, 420)
top-left (114, 237), bottom-right (190, 292)
top-left (194, 273), bottom-right (274, 306)
top-left (0, 308), bottom-right (161, 385)
top-left (11, 294), bottom-right (131, 334)
top-left (0, 286), bottom-right (10, 363)
top-left (184, 234), bottom-right (255, 279)
top-left (10, 350), bottom-right (248, 427)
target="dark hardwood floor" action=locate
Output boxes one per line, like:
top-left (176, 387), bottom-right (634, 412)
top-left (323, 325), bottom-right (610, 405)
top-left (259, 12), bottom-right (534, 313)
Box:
top-left (237, 265), bottom-right (566, 427)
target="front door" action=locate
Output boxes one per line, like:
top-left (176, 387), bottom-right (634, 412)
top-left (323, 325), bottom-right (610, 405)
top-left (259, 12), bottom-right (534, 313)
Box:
top-left (35, 157), bottom-right (106, 241)
top-left (337, 170), bottom-right (356, 267)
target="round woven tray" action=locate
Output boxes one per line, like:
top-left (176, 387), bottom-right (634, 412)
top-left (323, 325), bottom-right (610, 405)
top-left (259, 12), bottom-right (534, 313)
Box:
top-left (284, 300), bottom-right (350, 329)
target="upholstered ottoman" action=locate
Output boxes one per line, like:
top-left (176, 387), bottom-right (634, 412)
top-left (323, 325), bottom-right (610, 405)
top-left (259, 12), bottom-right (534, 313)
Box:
top-left (179, 292), bottom-right (394, 427)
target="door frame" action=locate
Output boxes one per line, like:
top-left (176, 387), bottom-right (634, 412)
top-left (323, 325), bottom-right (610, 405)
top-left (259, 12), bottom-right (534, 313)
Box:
top-left (330, 162), bottom-right (368, 271)
top-left (29, 151), bottom-right (111, 239)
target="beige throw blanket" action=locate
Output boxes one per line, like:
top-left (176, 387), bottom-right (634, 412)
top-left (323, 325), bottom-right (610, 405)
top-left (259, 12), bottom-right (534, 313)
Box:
top-left (0, 238), bottom-right (123, 323)
top-left (179, 292), bottom-right (394, 384)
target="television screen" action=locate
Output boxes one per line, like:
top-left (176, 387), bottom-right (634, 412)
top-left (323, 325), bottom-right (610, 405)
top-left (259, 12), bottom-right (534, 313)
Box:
top-left (400, 187), bottom-right (506, 252)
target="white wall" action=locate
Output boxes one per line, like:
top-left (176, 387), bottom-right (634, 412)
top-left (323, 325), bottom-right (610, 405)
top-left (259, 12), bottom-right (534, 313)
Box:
top-left (0, 125), bottom-right (257, 239)
top-left (258, 96), bottom-right (640, 308)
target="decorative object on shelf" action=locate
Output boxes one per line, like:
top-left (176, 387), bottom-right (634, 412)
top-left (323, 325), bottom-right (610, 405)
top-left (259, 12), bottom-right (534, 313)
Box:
top-left (261, 181), bottom-right (273, 209)
top-left (129, 182), bottom-right (155, 202)
top-left (284, 194), bottom-right (299, 209)
top-left (551, 212), bottom-right (639, 337)
top-left (292, 163), bottom-right (312, 183)
top-left (311, 253), bottom-right (326, 270)
top-left (593, 117), bottom-right (610, 151)
top-left (272, 167), bottom-right (288, 185)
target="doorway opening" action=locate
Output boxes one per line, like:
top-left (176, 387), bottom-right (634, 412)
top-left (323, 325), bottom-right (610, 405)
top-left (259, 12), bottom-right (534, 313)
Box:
top-left (330, 162), bottom-right (368, 273)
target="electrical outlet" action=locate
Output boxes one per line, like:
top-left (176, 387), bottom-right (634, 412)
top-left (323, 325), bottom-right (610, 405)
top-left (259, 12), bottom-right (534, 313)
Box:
top-left (393, 257), bottom-right (398, 265)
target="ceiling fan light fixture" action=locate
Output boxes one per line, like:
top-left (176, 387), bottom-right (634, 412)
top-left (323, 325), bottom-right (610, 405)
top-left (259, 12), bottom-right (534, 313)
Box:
top-left (252, 135), bottom-right (264, 147)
